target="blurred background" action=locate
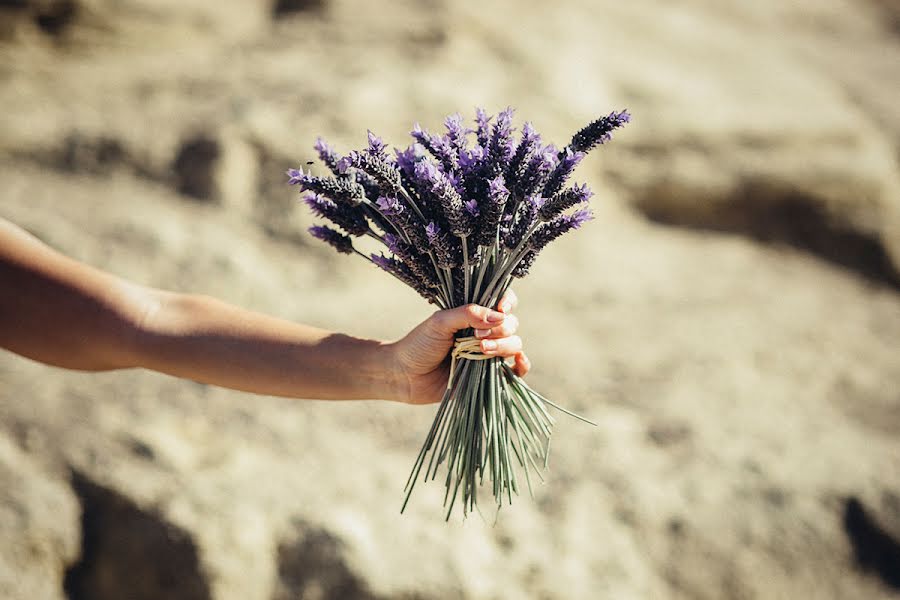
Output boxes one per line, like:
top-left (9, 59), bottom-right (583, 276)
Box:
top-left (1, 0), bottom-right (899, 598)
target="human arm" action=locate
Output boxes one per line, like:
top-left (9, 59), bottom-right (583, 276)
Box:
top-left (0, 218), bottom-right (528, 404)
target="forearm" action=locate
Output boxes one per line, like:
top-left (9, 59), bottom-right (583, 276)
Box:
top-left (135, 291), bottom-right (408, 401)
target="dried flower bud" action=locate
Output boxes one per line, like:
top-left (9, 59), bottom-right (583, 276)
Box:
top-left (303, 193), bottom-right (369, 236)
top-left (309, 225), bottom-right (354, 254)
top-left (568, 109), bottom-right (630, 154)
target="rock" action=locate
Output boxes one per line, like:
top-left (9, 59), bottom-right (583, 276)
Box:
top-left (0, 433), bottom-right (80, 600)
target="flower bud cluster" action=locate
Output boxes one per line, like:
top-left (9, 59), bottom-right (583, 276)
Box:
top-left (290, 107), bottom-right (629, 305)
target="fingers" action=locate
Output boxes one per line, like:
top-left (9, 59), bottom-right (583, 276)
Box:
top-left (474, 313), bottom-right (518, 339)
top-left (479, 335), bottom-right (522, 357)
top-left (430, 303), bottom-right (506, 335)
top-left (497, 289), bottom-right (518, 314)
top-left (512, 351), bottom-right (531, 377)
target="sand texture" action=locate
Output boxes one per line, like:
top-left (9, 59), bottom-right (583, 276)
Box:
top-left (1, 1), bottom-right (900, 598)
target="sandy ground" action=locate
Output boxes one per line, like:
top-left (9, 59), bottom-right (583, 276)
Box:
top-left (1, 1), bottom-right (900, 599)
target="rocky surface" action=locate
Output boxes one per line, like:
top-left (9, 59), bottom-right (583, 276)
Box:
top-left (1, 1), bottom-right (899, 599)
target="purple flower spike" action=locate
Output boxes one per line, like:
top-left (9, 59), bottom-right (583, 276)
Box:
top-left (569, 207), bottom-right (594, 228)
top-left (383, 232), bottom-right (401, 254)
top-left (472, 174), bottom-right (510, 247)
top-left (370, 252), bottom-right (393, 270)
top-left (367, 130), bottom-right (386, 154)
top-left (310, 225), bottom-right (354, 254)
top-left (286, 168), bottom-right (304, 185)
top-left (486, 107), bottom-right (515, 177)
top-left (543, 148), bottom-right (585, 198)
top-left (539, 182), bottom-right (594, 221)
top-left (425, 221), bottom-right (441, 242)
top-left (411, 125), bottom-right (457, 172)
top-left (506, 121), bottom-right (541, 184)
top-left (336, 155), bottom-right (353, 174)
top-left (395, 144), bottom-right (423, 176)
top-left (376, 195), bottom-right (403, 216)
top-left (568, 109), bottom-right (631, 154)
top-left (474, 107), bottom-right (492, 147)
top-left (314, 137), bottom-right (343, 175)
top-left (528, 208), bottom-right (594, 251)
top-left (444, 113), bottom-right (471, 151)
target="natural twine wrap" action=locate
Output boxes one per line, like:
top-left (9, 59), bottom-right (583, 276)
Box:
top-left (448, 336), bottom-right (494, 389)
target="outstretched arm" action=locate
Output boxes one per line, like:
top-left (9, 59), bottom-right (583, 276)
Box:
top-left (0, 218), bottom-right (529, 404)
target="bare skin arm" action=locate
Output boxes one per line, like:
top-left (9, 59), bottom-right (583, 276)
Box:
top-left (0, 218), bottom-right (529, 404)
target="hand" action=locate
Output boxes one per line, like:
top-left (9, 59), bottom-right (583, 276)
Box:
top-left (390, 290), bottom-right (530, 405)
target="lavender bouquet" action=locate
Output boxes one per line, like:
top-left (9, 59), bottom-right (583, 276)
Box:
top-left (288, 107), bottom-right (630, 519)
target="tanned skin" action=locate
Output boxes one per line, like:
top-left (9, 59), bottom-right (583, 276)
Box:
top-left (0, 218), bottom-right (529, 405)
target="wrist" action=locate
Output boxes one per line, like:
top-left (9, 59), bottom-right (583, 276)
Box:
top-left (377, 340), bottom-right (411, 403)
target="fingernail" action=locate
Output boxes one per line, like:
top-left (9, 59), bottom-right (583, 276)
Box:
top-left (482, 340), bottom-right (498, 351)
top-left (501, 300), bottom-right (512, 313)
top-left (486, 311), bottom-right (505, 323)
top-left (475, 328), bottom-right (491, 338)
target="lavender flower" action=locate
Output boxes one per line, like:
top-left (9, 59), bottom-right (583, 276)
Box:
top-left (473, 175), bottom-right (509, 247)
top-left (458, 145), bottom-right (485, 178)
top-left (539, 183), bottom-right (593, 221)
top-left (542, 148), bottom-right (584, 199)
top-left (341, 151), bottom-right (404, 197)
top-left (513, 144), bottom-right (558, 200)
top-left (567, 109), bottom-right (631, 154)
top-left (506, 122), bottom-right (541, 186)
top-left (411, 124), bottom-right (457, 172)
top-left (528, 208), bottom-right (593, 251)
top-left (287, 168), bottom-right (366, 205)
top-left (367, 130), bottom-right (387, 155)
top-left (314, 138), bottom-right (342, 175)
top-left (303, 193), bottom-right (369, 236)
top-left (485, 107), bottom-right (515, 177)
top-left (395, 144), bottom-right (424, 177)
top-left (474, 107), bottom-right (492, 148)
top-left (443, 113), bottom-right (471, 152)
top-left (503, 195), bottom-right (543, 249)
top-left (425, 221), bottom-right (459, 268)
top-left (511, 249), bottom-right (537, 278)
top-left (309, 225), bottom-right (354, 254)
top-left (414, 161), bottom-right (473, 237)
top-left (376, 195), bottom-right (403, 216)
